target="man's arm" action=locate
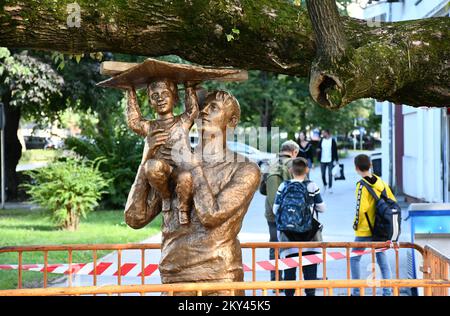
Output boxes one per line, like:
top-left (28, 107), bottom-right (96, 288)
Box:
top-left (332, 139), bottom-right (339, 162)
top-left (181, 85), bottom-right (200, 130)
top-left (191, 163), bottom-right (261, 228)
top-left (266, 175), bottom-right (282, 211)
top-left (124, 164), bottom-right (161, 229)
top-left (126, 87), bottom-right (150, 137)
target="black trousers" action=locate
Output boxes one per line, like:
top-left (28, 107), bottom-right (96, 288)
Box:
top-left (267, 221), bottom-right (283, 281)
top-left (320, 162), bottom-right (333, 188)
top-left (284, 252), bottom-right (318, 296)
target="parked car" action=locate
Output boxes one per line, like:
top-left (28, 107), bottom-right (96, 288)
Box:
top-left (335, 135), bottom-right (353, 150)
top-left (44, 137), bottom-right (64, 149)
top-left (24, 136), bottom-right (47, 149)
top-left (226, 141), bottom-right (276, 171)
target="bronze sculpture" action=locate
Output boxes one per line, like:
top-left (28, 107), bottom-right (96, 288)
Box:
top-left (98, 59), bottom-right (259, 295)
top-left (126, 80), bottom-right (198, 224)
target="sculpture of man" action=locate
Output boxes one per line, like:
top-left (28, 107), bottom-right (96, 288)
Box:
top-left (124, 90), bottom-right (261, 295)
top-left (125, 80), bottom-right (198, 225)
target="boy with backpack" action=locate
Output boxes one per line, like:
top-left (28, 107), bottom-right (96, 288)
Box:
top-left (351, 154), bottom-right (401, 296)
top-left (260, 140), bottom-right (299, 282)
top-left (273, 158), bottom-right (326, 296)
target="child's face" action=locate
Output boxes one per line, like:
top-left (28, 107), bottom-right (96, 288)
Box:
top-left (148, 83), bottom-right (176, 115)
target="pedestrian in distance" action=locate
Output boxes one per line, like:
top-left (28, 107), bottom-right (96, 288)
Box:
top-left (273, 157), bottom-right (326, 296)
top-left (317, 129), bottom-right (338, 193)
top-left (350, 154), bottom-right (396, 296)
top-left (296, 131), bottom-right (314, 175)
top-left (260, 140), bottom-right (299, 282)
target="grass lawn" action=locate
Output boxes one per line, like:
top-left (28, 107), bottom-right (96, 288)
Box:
top-left (0, 208), bottom-right (161, 290)
top-left (18, 149), bottom-right (60, 165)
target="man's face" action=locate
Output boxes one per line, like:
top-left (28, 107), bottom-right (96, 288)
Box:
top-left (148, 82), bottom-right (176, 115)
top-left (323, 131), bottom-right (330, 138)
top-left (200, 96), bottom-right (229, 132)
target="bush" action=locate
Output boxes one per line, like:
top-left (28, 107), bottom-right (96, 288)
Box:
top-left (64, 113), bottom-right (144, 208)
top-left (23, 159), bottom-right (108, 231)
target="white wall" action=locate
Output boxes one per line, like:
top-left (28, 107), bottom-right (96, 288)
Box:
top-left (401, 107), bottom-right (443, 202)
top-left (365, 0), bottom-right (448, 202)
top-left (380, 101), bottom-right (393, 186)
top-left (364, 0), bottom-right (449, 20)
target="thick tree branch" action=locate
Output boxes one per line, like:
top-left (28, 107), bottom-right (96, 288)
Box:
top-left (306, 0), bottom-right (348, 63)
top-left (0, 0), bottom-right (449, 108)
top-left (306, 0), bottom-right (350, 108)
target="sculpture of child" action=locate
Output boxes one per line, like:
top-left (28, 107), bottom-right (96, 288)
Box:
top-left (126, 80), bottom-right (198, 224)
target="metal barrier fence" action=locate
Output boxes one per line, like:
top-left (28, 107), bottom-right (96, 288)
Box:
top-left (423, 245), bottom-right (450, 296)
top-left (0, 241), bottom-right (448, 296)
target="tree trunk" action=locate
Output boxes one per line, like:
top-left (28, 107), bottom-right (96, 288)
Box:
top-left (0, 1), bottom-right (449, 108)
top-left (1, 92), bottom-right (22, 201)
top-left (64, 207), bottom-right (79, 231)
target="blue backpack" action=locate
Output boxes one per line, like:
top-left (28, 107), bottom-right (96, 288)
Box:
top-left (275, 180), bottom-right (313, 233)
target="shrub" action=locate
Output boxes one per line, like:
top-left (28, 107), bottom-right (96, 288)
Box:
top-left (23, 159), bottom-right (108, 231)
top-left (64, 113), bottom-right (144, 208)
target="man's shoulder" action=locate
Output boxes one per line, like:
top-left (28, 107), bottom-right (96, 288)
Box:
top-left (234, 161), bottom-right (261, 182)
top-left (237, 161), bottom-right (260, 173)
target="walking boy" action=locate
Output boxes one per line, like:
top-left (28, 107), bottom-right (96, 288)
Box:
top-left (351, 154), bottom-right (394, 296)
top-left (273, 158), bottom-right (326, 296)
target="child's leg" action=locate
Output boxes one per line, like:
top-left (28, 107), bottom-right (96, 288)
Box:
top-left (144, 159), bottom-right (172, 211)
top-left (175, 170), bottom-right (193, 225)
top-left (376, 251), bottom-right (392, 296)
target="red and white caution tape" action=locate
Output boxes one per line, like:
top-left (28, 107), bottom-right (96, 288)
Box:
top-left (0, 248), bottom-right (387, 277)
top-left (243, 248), bottom-right (387, 272)
top-left (0, 262), bottom-right (160, 277)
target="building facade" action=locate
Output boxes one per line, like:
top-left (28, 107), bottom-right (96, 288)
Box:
top-left (362, 0), bottom-right (449, 202)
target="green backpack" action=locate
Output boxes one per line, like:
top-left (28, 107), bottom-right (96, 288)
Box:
top-left (259, 159), bottom-right (290, 196)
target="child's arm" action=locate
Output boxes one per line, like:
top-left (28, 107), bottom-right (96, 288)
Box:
top-left (307, 182), bottom-right (326, 213)
top-left (126, 87), bottom-right (150, 137)
top-left (181, 82), bottom-right (200, 130)
top-left (272, 182), bottom-right (287, 216)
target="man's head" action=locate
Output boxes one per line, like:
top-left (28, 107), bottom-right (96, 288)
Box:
top-left (147, 79), bottom-right (179, 115)
top-left (200, 90), bottom-right (240, 131)
top-left (354, 154), bottom-right (372, 176)
top-left (322, 129), bottom-right (331, 139)
top-left (280, 140), bottom-right (299, 158)
top-left (291, 157), bottom-right (309, 177)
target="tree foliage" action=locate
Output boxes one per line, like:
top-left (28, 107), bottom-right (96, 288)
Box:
top-left (206, 70), bottom-right (380, 138)
top-left (64, 101), bottom-right (144, 208)
top-left (0, 48), bottom-right (64, 120)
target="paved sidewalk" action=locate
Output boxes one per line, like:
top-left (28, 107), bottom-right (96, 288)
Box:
top-left (53, 150), bottom-right (412, 295)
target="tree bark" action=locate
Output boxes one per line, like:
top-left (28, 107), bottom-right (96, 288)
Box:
top-left (1, 92), bottom-right (22, 201)
top-left (0, 0), bottom-right (449, 108)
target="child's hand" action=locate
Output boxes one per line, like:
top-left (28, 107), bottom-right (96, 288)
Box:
top-left (184, 81), bottom-right (198, 88)
top-left (142, 129), bottom-right (170, 162)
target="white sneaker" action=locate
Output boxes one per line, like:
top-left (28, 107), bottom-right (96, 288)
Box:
top-left (328, 187), bottom-right (333, 194)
